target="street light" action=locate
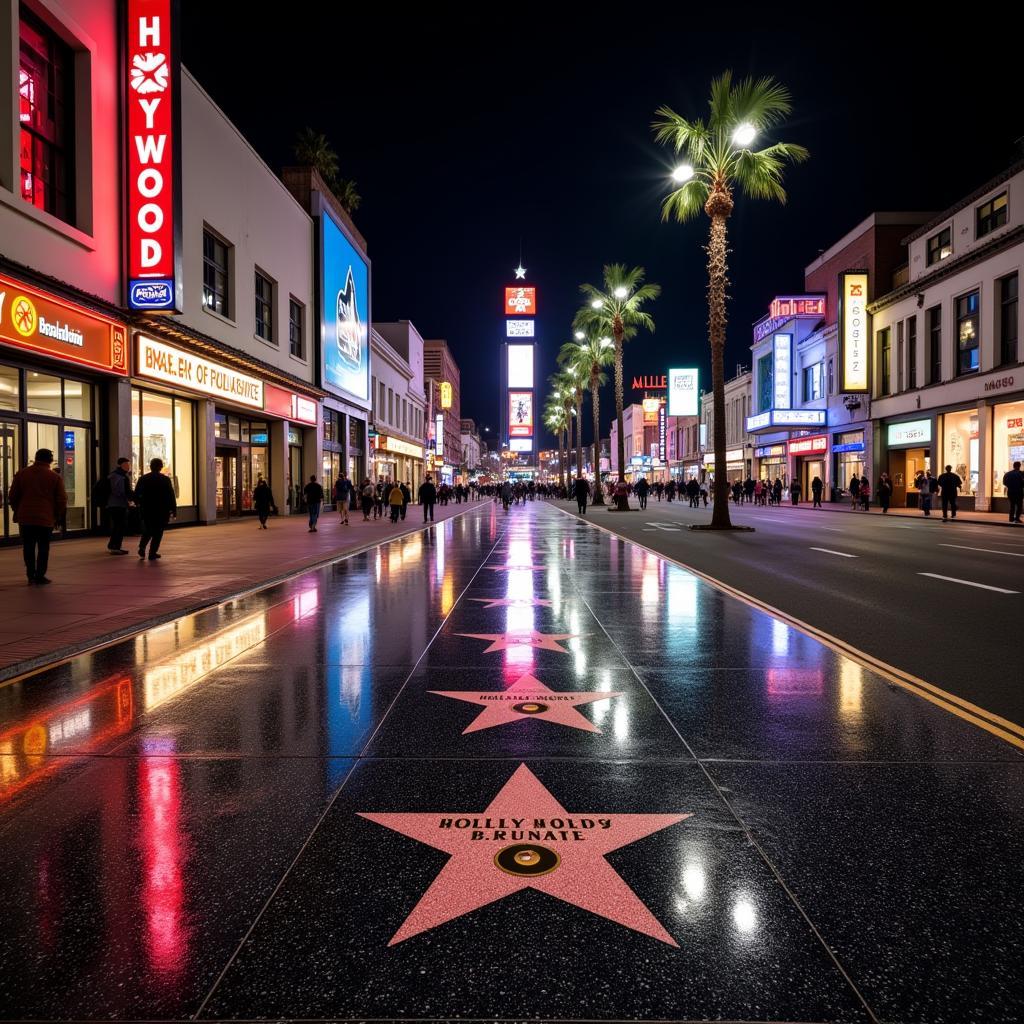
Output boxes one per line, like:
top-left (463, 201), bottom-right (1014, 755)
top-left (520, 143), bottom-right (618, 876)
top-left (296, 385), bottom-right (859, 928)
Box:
top-left (732, 122), bottom-right (756, 147)
top-left (600, 336), bottom-right (612, 349)
top-left (591, 299), bottom-right (602, 309)
top-left (671, 163), bottom-right (694, 183)
top-left (613, 286), bottom-right (628, 299)
top-left (574, 331), bottom-right (585, 340)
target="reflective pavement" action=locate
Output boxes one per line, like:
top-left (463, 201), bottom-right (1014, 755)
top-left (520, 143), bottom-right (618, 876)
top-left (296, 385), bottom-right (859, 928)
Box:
top-left (0, 502), bottom-right (1021, 1022)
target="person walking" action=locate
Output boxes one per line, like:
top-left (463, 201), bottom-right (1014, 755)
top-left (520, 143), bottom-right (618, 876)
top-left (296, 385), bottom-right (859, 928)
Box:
top-left (388, 481), bottom-right (404, 523)
top-left (419, 475), bottom-right (437, 521)
top-left (810, 475), bottom-right (823, 509)
top-left (400, 481), bottom-right (411, 521)
top-left (635, 476), bottom-right (649, 510)
top-left (134, 457), bottom-right (176, 561)
top-left (1003, 461), bottom-right (1024, 523)
top-left (253, 474), bottom-right (275, 528)
top-left (744, 477), bottom-right (755, 504)
top-left (859, 474), bottom-right (871, 511)
top-left (374, 477), bottom-right (385, 520)
top-left (918, 470), bottom-right (934, 516)
top-left (303, 474), bottom-right (324, 532)
top-left (8, 448), bottom-right (67, 584)
top-left (574, 475), bottom-right (589, 515)
top-left (334, 474), bottom-right (352, 525)
top-left (500, 479), bottom-right (513, 512)
top-left (848, 475), bottom-right (860, 509)
top-left (105, 457), bottom-right (134, 554)
top-left (937, 464), bottom-right (962, 521)
top-left (360, 478), bottom-right (375, 521)
top-left (877, 472), bottom-right (893, 514)
top-left (789, 478), bottom-right (802, 506)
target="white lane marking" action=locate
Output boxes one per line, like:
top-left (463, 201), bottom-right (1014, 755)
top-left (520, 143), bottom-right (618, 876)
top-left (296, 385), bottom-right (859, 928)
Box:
top-left (939, 543), bottom-right (1024, 558)
top-left (819, 527), bottom-right (846, 532)
top-left (644, 522), bottom-right (680, 532)
top-left (809, 547), bottom-right (858, 558)
top-left (918, 572), bottom-right (1019, 594)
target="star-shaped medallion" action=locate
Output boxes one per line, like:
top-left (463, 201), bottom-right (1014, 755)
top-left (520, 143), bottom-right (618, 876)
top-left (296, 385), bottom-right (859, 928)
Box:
top-left (514, 264), bottom-right (527, 279)
top-left (359, 763), bottom-right (690, 946)
top-left (468, 597), bottom-right (553, 609)
top-left (456, 631), bottom-right (579, 654)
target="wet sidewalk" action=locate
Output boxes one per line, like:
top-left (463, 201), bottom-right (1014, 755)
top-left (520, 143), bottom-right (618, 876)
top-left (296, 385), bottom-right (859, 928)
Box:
top-left (0, 502), bottom-right (1021, 1022)
top-left (0, 499), bottom-right (483, 680)
top-left (739, 496), bottom-right (1021, 526)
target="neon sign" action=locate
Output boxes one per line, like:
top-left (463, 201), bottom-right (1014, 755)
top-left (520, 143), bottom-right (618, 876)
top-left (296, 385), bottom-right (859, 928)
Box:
top-left (505, 287), bottom-right (536, 316)
top-left (125, 0), bottom-right (182, 312)
top-left (840, 271), bottom-right (870, 393)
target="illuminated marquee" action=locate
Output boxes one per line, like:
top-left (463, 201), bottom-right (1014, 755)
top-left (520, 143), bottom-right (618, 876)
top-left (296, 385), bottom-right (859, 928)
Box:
top-left (632, 375), bottom-right (667, 390)
top-left (506, 319), bottom-right (535, 338)
top-left (440, 381), bottom-right (453, 409)
top-left (125, 0), bottom-right (182, 312)
top-left (753, 294), bottom-right (827, 342)
top-left (509, 391), bottom-right (534, 436)
top-left (667, 368), bottom-right (698, 416)
top-left (788, 434), bottom-right (827, 456)
top-left (642, 398), bottom-right (661, 425)
top-left (505, 287), bottom-right (536, 316)
top-left (136, 335), bottom-right (264, 408)
top-left (773, 334), bottom-right (792, 409)
top-left (840, 271), bottom-right (870, 393)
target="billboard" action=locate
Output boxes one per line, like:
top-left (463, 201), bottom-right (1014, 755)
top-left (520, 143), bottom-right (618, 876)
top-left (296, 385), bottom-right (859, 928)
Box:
top-left (509, 391), bottom-right (533, 436)
top-left (667, 368), bottom-right (698, 416)
top-left (322, 211), bottom-right (369, 401)
top-left (505, 287), bottom-right (537, 316)
top-left (642, 398), bottom-right (660, 425)
top-left (507, 344), bottom-right (534, 388)
top-left (506, 319), bottom-right (535, 337)
top-left (773, 334), bottom-right (792, 409)
top-left (124, 0), bottom-right (182, 312)
top-left (839, 271), bottom-right (870, 393)
top-left (510, 438), bottom-right (533, 453)
top-left (440, 381), bottom-right (453, 409)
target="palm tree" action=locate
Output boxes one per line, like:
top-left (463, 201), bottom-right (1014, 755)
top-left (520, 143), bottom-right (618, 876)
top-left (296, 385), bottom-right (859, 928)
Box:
top-left (573, 266), bottom-right (660, 505)
top-left (545, 392), bottom-right (567, 491)
top-left (653, 72), bottom-right (808, 529)
top-left (294, 127), bottom-right (362, 214)
top-left (556, 350), bottom-right (588, 486)
top-left (560, 335), bottom-right (612, 503)
top-left (552, 369), bottom-right (578, 480)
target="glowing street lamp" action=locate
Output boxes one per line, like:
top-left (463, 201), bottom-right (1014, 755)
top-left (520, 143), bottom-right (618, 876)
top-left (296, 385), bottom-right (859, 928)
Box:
top-left (671, 163), bottom-right (694, 183)
top-left (574, 331), bottom-right (585, 340)
top-left (591, 299), bottom-right (602, 309)
top-left (613, 286), bottom-right (628, 299)
top-left (732, 122), bottom-right (756, 147)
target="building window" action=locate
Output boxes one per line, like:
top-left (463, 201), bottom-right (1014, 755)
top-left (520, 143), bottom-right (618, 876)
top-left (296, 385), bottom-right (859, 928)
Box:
top-left (288, 298), bottom-right (304, 358)
top-left (803, 363), bottom-right (823, 401)
top-left (202, 230), bottom-right (230, 317)
top-left (879, 327), bottom-right (891, 395)
top-left (254, 270), bottom-right (274, 343)
top-left (18, 7), bottom-right (75, 224)
top-left (757, 355), bottom-right (773, 412)
top-left (896, 320), bottom-right (904, 393)
top-left (827, 357), bottom-right (834, 396)
top-left (926, 227), bottom-right (952, 266)
top-left (998, 273), bottom-right (1018, 366)
top-left (907, 315), bottom-right (917, 388)
top-left (388, 388), bottom-right (394, 425)
top-left (976, 192), bottom-right (1008, 239)
top-left (927, 306), bottom-right (942, 384)
top-left (955, 290), bottom-right (980, 375)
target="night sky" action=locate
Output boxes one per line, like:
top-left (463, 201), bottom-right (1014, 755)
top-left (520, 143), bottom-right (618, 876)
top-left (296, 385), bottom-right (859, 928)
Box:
top-left (182, 9), bottom-right (1021, 446)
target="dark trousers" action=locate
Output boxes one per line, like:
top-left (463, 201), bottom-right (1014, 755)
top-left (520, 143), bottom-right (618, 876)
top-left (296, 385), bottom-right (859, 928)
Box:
top-left (1009, 495), bottom-right (1023, 522)
top-left (401, 502), bottom-right (408, 520)
top-left (941, 495), bottom-right (957, 519)
top-left (108, 507), bottom-right (127, 549)
top-left (138, 518), bottom-right (167, 559)
top-left (423, 501), bottom-right (435, 521)
top-left (308, 501), bottom-right (322, 528)
top-left (256, 507), bottom-right (270, 526)
top-left (812, 492), bottom-right (822, 508)
top-left (21, 524), bottom-right (52, 580)
top-left (390, 504), bottom-right (401, 522)
top-left (577, 498), bottom-right (587, 514)
top-left (638, 495), bottom-right (647, 509)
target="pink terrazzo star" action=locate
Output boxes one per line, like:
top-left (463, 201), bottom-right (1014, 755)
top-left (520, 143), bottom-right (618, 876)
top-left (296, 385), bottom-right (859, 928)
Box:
top-left (359, 763), bottom-right (690, 946)
top-left (456, 631), bottom-right (579, 654)
top-left (468, 597), bottom-right (553, 609)
top-left (429, 673), bottom-right (622, 733)
top-left (485, 564), bottom-right (546, 572)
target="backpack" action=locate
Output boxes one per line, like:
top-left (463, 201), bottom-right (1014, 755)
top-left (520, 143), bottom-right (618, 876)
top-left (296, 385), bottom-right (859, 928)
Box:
top-left (92, 475), bottom-right (111, 507)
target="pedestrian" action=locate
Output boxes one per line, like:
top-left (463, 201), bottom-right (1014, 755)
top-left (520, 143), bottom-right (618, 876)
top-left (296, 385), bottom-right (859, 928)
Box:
top-left (936, 464), bottom-right (962, 521)
top-left (1003, 460), bottom-right (1024, 524)
top-left (304, 474), bottom-right (324, 532)
top-left (574, 474), bottom-right (589, 515)
top-left (877, 472), bottom-right (893, 514)
top-left (701, 482), bottom-right (709, 507)
top-left (811, 475), bottom-right (823, 509)
top-left (419, 474), bottom-right (437, 521)
top-left (334, 474), bottom-right (352, 525)
top-left (773, 478), bottom-right (783, 506)
top-left (849, 475), bottom-right (861, 509)
top-left (635, 476), bottom-right (649, 510)
top-left (400, 481), bottom-right (411, 520)
top-left (253, 474), bottom-right (275, 528)
top-left (104, 456), bottom-right (134, 554)
top-left (859, 474), bottom-right (871, 511)
top-left (374, 477), bottom-right (385, 520)
top-left (134, 457), bottom-right (176, 561)
top-left (744, 477), bottom-right (755, 504)
top-left (789, 478), bottom-right (801, 506)
top-left (360, 478), bottom-right (374, 520)
top-left (918, 470), bottom-right (934, 516)
top-left (8, 448), bottom-right (66, 584)
top-left (388, 481), bottom-right (404, 523)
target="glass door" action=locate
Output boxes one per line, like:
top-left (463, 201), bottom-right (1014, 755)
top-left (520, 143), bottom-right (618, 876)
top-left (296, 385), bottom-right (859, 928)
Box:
top-left (215, 447), bottom-right (239, 518)
top-left (1, 421), bottom-right (20, 538)
top-left (288, 445), bottom-right (303, 513)
top-left (60, 424), bottom-right (90, 531)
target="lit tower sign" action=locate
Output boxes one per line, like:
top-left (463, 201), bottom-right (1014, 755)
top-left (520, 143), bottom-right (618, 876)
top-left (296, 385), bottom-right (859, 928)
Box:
top-left (124, 0), bottom-right (183, 312)
top-left (501, 262), bottom-right (535, 454)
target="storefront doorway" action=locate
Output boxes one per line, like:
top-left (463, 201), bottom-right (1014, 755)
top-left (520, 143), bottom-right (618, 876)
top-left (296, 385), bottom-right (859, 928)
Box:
top-left (1, 420), bottom-right (20, 539)
top-left (889, 447), bottom-right (930, 507)
top-left (801, 459), bottom-right (825, 497)
top-left (288, 442), bottom-right (303, 513)
top-left (215, 447), bottom-right (240, 518)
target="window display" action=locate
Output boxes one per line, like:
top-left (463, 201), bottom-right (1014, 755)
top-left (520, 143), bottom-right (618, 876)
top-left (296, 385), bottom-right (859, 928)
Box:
top-left (131, 388), bottom-right (195, 507)
top-left (941, 409), bottom-right (978, 495)
top-left (993, 399), bottom-right (1024, 495)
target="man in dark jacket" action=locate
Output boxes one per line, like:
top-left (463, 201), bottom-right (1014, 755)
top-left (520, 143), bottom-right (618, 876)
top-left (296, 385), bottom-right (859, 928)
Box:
top-left (573, 475), bottom-right (589, 515)
top-left (9, 448), bottom-right (67, 584)
top-left (303, 474), bottom-right (324, 532)
top-left (1002, 461), bottom-right (1024, 524)
top-left (106, 457), bottom-right (133, 554)
top-left (811, 475), bottom-right (824, 509)
top-left (418, 475), bottom-right (437, 521)
top-left (134, 458), bottom-right (176, 560)
top-left (634, 476), bottom-right (650, 510)
top-left (936, 465), bottom-right (962, 521)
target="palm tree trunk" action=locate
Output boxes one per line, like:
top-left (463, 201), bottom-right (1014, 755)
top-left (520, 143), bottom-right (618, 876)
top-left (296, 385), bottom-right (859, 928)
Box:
top-left (590, 374), bottom-right (604, 504)
top-left (575, 392), bottom-right (584, 487)
top-left (707, 202), bottom-right (733, 529)
top-left (614, 333), bottom-right (625, 484)
top-left (557, 427), bottom-right (565, 492)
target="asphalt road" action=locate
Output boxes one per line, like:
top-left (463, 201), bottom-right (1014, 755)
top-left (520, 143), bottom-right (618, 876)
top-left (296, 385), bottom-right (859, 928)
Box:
top-left (556, 497), bottom-right (1024, 725)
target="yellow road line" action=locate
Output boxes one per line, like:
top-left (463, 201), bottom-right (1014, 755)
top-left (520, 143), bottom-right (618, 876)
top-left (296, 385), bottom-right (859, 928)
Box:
top-left (555, 503), bottom-right (1024, 752)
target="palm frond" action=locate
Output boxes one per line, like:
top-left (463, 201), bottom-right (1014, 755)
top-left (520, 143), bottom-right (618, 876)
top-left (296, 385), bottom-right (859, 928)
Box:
top-left (730, 75), bottom-right (793, 130)
top-left (660, 178), bottom-right (708, 223)
top-left (708, 71), bottom-right (734, 129)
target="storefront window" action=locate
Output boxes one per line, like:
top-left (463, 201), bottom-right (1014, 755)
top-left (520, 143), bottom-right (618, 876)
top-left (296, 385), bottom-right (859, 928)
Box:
top-left (993, 400), bottom-right (1024, 495)
top-left (0, 365), bottom-right (19, 411)
top-left (63, 379), bottom-right (91, 420)
top-left (25, 371), bottom-right (61, 415)
top-left (132, 388), bottom-right (196, 508)
top-left (941, 409), bottom-right (978, 495)
top-left (174, 401), bottom-right (194, 506)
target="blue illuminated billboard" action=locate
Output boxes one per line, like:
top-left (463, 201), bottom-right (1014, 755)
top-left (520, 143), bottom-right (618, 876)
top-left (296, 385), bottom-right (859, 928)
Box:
top-left (322, 212), bottom-right (369, 401)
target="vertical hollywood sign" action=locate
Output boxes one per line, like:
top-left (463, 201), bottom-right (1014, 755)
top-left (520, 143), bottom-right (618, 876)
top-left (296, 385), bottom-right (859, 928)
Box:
top-left (125, 0), bottom-right (181, 312)
top-left (840, 271), bottom-right (870, 392)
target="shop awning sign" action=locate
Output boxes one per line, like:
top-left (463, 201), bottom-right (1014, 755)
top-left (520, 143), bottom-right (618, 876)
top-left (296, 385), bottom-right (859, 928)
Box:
top-left (839, 271), bottom-right (870, 393)
top-left (136, 335), bottom-right (264, 408)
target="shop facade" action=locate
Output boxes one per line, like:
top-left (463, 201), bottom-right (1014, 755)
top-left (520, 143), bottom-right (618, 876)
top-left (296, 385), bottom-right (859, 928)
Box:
top-left (1, 269), bottom-right (128, 542)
